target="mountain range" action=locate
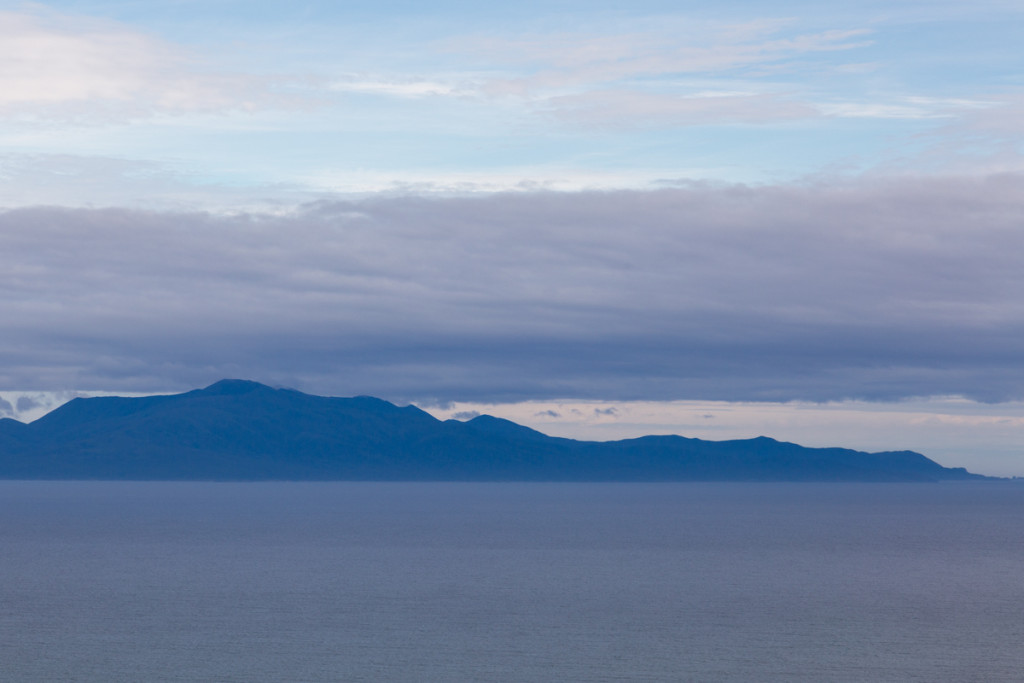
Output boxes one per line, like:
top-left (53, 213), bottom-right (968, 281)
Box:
top-left (0, 379), bottom-right (986, 481)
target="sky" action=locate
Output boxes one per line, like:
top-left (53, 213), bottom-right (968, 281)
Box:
top-left (2, 0), bottom-right (1024, 475)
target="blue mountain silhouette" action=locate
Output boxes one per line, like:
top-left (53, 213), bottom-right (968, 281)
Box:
top-left (0, 380), bottom-right (985, 481)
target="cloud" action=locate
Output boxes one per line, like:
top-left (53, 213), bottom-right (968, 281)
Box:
top-left (535, 410), bottom-right (561, 418)
top-left (2, 174), bottom-right (1024, 402)
top-left (439, 22), bottom-right (872, 128)
top-left (542, 90), bottom-right (818, 128)
top-left (0, 397), bottom-right (13, 417)
top-left (819, 96), bottom-right (998, 121)
top-left (329, 77), bottom-right (462, 98)
top-left (451, 410), bottom-right (481, 420)
top-left (15, 395), bottom-right (42, 413)
top-left (962, 94), bottom-right (1024, 135)
top-left (462, 25), bottom-right (871, 91)
top-left (0, 8), bottom-right (305, 123)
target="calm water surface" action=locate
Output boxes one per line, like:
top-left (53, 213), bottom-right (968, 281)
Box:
top-left (1, 481), bottom-right (1022, 681)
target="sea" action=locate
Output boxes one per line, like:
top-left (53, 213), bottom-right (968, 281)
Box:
top-left (1, 481), bottom-right (1022, 682)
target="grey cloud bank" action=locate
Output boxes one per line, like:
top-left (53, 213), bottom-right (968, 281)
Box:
top-left (2, 174), bottom-right (1023, 403)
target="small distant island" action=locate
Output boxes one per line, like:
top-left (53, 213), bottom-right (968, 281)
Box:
top-left (0, 379), bottom-right (990, 482)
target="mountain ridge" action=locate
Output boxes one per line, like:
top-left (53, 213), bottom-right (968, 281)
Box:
top-left (0, 379), bottom-right (989, 481)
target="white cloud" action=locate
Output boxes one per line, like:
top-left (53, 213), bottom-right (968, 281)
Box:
top-left (329, 78), bottom-right (461, 98)
top-left (820, 102), bottom-right (951, 120)
top-left (0, 8), bottom-right (305, 122)
top-left (302, 167), bottom-right (695, 195)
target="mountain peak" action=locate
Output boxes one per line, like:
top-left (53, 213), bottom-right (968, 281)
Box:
top-left (199, 379), bottom-right (274, 396)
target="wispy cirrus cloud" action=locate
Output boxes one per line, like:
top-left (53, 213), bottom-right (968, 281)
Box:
top-left (319, 20), bottom-right (874, 129)
top-left (459, 24), bottom-right (873, 92)
top-left (430, 22), bottom-right (873, 128)
top-left (541, 89), bottom-right (818, 128)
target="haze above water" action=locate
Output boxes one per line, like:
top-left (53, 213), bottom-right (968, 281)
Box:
top-left (2, 481), bottom-right (1022, 681)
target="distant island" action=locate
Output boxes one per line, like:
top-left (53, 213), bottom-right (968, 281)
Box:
top-left (0, 379), bottom-right (990, 482)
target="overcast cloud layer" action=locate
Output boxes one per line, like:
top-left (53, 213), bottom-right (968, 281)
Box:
top-left (3, 174), bottom-right (1022, 403)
